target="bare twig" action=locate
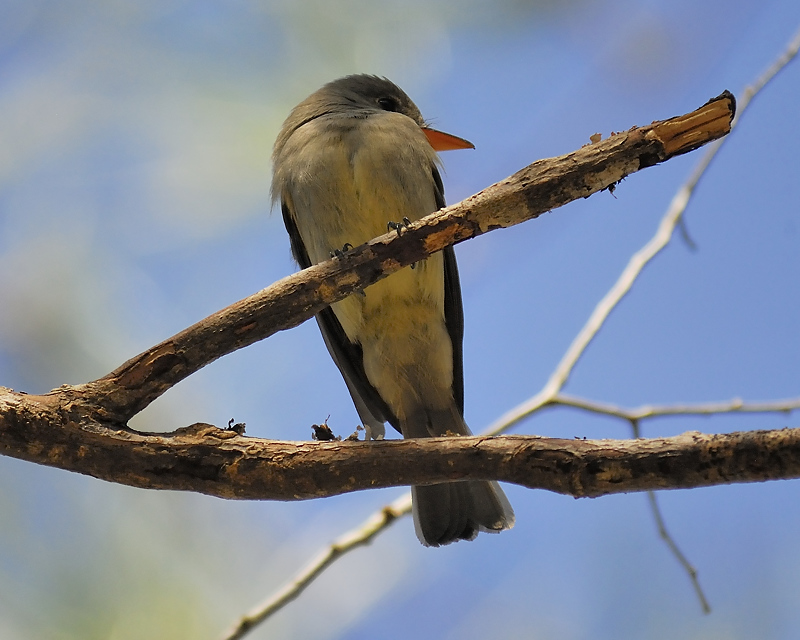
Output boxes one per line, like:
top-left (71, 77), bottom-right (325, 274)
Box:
top-left (629, 419), bottom-right (711, 613)
top-left (555, 394), bottom-right (800, 422)
top-left (224, 27), bottom-right (800, 638)
top-left (568, 390), bottom-right (800, 612)
top-left (222, 494), bottom-right (412, 640)
top-left (647, 491), bottom-right (711, 613)
top-left (735, 26), bottom-right (800, 121)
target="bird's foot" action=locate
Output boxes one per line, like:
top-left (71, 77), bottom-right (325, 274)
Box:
top-left (387, 218), bottom-right (417, 269)
top-left (330, 242), bottom-right (354, 259)
top-left (387, 217), bottom-right (412, 236)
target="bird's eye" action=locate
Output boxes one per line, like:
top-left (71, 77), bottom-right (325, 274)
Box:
top-left (377, 97), bottom-right (398, 112)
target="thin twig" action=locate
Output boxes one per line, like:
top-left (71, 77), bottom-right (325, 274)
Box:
top-left (675, 25), bottom-right (800, 208)
top-left (221, 25), bottom-right (800, 639)
top-left (647, 491), bottom-right (711, 614)
top-left (221, 494), bottom-right (412, 640)
top-left (481, 169), bottom-right (700, 435)
top-left (628, 419), bottom-right (711, 612)
top-left (555, 393), bottom-right (800, 422)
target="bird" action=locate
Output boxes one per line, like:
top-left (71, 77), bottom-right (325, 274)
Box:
top-left (271, 74), bottom-right (514, 546)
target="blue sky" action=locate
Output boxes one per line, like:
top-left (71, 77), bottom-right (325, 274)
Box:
top-left (0, 1), bottom-right (799, 638)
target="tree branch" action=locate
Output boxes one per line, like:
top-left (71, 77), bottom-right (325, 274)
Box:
top-left (2, 390), bottom-right (798, 500)
top-left (222, 493), bottom-right (411, 640)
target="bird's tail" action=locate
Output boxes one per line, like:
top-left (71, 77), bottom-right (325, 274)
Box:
top-left (403, 405), bottom-right (515, 546)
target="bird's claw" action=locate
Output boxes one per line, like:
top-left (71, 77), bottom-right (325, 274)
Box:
top-left (330, 242), bottom-right (354, 259)
top-left (387, 218), bottom-right (417, 268)
top-left (387, 217), bottom-right (412, 236)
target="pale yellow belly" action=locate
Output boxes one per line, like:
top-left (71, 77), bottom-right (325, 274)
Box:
top-left (333, 253), bottom-right (453, 421)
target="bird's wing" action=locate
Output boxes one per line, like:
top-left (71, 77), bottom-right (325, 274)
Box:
top-left (281, 199), bottom-right (399, 433)
top-left (433, 166), bottom-right (465, 415)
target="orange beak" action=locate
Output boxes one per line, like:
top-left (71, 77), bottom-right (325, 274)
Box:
top-left (422, 127), bottom-right (475, 152)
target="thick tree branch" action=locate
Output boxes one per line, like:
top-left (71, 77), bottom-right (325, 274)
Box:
top-left (2, 389), bottom-right (797, 500)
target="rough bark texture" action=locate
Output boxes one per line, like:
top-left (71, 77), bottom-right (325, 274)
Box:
top-left (0, 92), bottom-right (746, 499)
top-left (1, 388), bottom-right (797, 500)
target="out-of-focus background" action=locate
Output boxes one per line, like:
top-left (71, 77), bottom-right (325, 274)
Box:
top-left (1, 1), bottom-right (799, 638)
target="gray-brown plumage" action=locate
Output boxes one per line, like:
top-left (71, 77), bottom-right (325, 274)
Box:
top-left (272, 75), bottom-right (514, 546)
